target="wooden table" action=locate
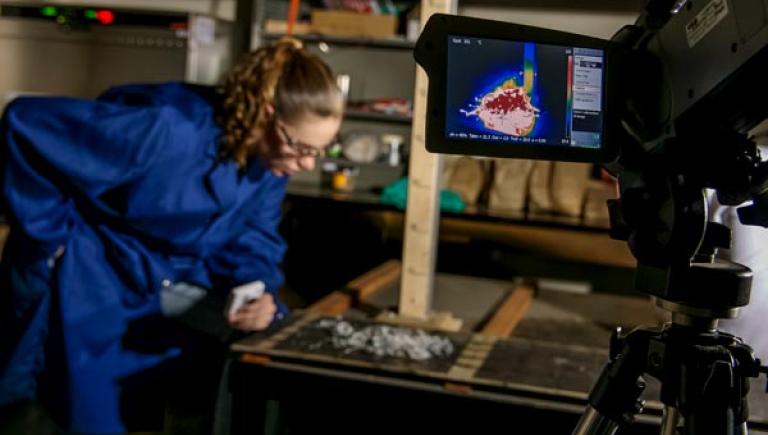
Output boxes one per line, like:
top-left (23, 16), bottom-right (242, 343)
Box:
top-left (228, 262), bottom-right (768, 435)
top-left (230, 317), bottom-right (609, 434)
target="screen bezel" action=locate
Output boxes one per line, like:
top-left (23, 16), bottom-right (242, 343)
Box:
top-left (415, 14), bottom-right (619, 163)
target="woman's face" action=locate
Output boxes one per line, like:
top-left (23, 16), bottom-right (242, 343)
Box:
top-left (266, 114), bottom-right (341, 177)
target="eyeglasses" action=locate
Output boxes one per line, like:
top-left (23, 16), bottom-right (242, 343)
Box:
top-left (276, 123), bottom-right (339, 158)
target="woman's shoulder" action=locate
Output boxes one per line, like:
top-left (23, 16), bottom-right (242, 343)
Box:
top-left (97, 81), bottom-right (220, 120)
top-left (2, 85), bottom-right (220, 168)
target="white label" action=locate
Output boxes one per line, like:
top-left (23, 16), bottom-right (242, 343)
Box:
top-left (685, 0), bottom-right (729, 48)
top-left (193, 16), bottom-right (216, 46)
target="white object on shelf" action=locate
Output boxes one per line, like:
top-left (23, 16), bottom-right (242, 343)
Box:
top-left (407, 19), bottom-right (420, 42)
top-left (336, 74), bottom-right (351, 102)
top-left (343, 132), bottom-right (382, 163)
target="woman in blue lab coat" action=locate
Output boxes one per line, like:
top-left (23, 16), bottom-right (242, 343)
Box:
top-left (0, 38), bottom-right (343, 433)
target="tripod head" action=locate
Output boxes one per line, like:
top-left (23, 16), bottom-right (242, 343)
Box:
top-left (602, 0), bottom-right (768, 325)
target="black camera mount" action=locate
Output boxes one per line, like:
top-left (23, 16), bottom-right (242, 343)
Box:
top-left (412, 0), bottom-right (768, 431)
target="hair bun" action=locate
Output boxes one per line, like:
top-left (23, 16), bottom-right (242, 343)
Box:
top-left (277, 37), bottom-right (303, 51)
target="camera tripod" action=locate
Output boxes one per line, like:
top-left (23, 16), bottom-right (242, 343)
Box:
top-left (573, 253), bottom-right (768, 435)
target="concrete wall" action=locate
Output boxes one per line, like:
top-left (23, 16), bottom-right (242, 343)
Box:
top-left (458, 5), bottom-right (639, 39)
top-left (0, 1), bottom-right (232, 106)
top-left (16, 1), bottom-right (642, 38)
top-left (0, 0), bottom-right (641, 108)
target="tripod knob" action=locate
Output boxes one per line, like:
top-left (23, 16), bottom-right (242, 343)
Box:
top-left (607, 199), bottom-right (632, 241)
top-left (736, 159), bottom-right (768, 227)
top-left (739, 189), bottom-right (768, 227)
top-left (634, 399), bottom-right (646, 414)
top-left (694, 222), bottom-right (731, 263)
top-left (610, 327), bottom-right (626, 359)
top-left (758, 362), bottom-right (768, 393)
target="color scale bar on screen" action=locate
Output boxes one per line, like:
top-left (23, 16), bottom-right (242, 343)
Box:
top-left (566, 53), bottom-right (573, 139)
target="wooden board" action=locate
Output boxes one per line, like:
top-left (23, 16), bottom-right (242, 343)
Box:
top-left (348, 259), bottom-right (401, 301)
top-left (375, 210), bottom-right (636, 269)
top-left (481, 283), bottom-right (535, 338)
top-left (305, 291), bottom-right (352, 317)
top-left (306, 260), bottom-right (401, 316)
top-left (399, 0), bottom-right (458, 319)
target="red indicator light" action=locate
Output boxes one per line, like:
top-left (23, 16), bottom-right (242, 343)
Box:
top-left (96, 10), bottom-right (114, 25)
top-left (169, 22), bottom-right (187, 31)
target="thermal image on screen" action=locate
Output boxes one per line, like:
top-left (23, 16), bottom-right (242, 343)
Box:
top-left (459, 43), bottom-right (540, 137)
top-left (446, 36), bottom-right (604, 149)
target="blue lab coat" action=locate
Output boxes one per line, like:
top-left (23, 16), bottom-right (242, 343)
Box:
top-left (0, 82), bottom-right (289, 433)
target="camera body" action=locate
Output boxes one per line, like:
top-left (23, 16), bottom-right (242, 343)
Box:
top-left (412, 7), bottom-right (768, 430)
top-left (413, 4), bottom-right (768, 309)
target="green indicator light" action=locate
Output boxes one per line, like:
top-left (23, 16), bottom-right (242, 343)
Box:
top-left (85, 9), bottom-right (97, 19)
top-left (56, 15), bottom-right (67, 24)
top-left (41, 6), bottom-right (57, 17)
top-left (326, 144), bottom-right (343, 158)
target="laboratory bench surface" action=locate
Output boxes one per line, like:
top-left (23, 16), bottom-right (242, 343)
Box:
top-left (228, 271), bottom-right (768, 435)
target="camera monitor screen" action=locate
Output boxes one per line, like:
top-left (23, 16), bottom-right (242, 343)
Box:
top-left (414, 14), bottom-right (616, 162)
top-left (446, 36), bottom-right (605, 152)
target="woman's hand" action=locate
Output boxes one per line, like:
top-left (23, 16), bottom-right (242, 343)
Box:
top-left (227, 293), bottom-right (277, 331)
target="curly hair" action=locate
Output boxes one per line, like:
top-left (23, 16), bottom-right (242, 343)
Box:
top-left (219, 38), bottom-right (343, 168)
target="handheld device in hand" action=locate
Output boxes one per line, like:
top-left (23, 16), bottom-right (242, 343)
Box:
top-left (225, 280), bottom-right (265, 317)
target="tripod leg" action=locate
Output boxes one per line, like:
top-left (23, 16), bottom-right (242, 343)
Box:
top-left (572, 406), bottom-right (621, 435)
top-left (661, 406), bottom-right (681, 435)
top-left (679, 356), bottom-right (744, 435)
top-left (573, 328), bottom-right (652, 435)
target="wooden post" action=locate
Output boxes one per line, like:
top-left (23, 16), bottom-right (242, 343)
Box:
top-left (398, 0), bottom-right (458, 321)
